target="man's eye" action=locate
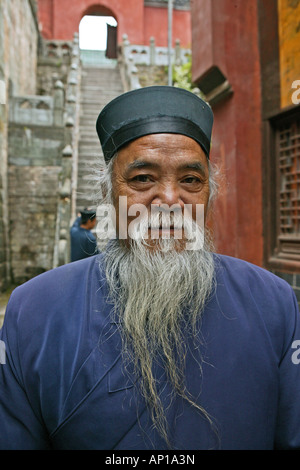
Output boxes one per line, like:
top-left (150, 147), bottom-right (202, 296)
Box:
top-left (182, 176), bottom-right (201, 184)
top-left (132, 175), bottom-right (152, 183)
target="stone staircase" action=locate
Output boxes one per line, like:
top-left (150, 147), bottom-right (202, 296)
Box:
top-left (75, 64), bottom-right (124, 213)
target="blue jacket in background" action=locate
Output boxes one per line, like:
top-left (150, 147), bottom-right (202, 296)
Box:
top-left (70, 216), bottom-right (98, 262)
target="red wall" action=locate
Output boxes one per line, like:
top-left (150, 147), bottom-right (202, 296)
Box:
top-left (144, 6), bottom-right (191, 47)
top-left (37, 0), bottom-right (191, 47)
top-left (192, 0), bottom-right (263, 266)
top-left (38, 0), bottom-right (144, 44)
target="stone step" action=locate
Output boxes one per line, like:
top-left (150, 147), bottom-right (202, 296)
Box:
top-left (80, 100), bottom-right (119, 106)
top-left (78, 160), bottom-right (101, 168)
top-left (79, 136), bottom-right (100, 143)
top-left (79, 116), bottom-right (102, 122)
top-left (78, 137), bottom-right (99, 142)
top-left (79, 108), bottom-right (105, 115)
top-left (78, 163), bottom-right (101, 170)
top-left (77, 183), bottom-right (98, 191)
top-left (76, 187), bottom-right (99, 194)
top-left (78, 133), bottom-right (99, 138)
top-left (80, 101), bottom-right (118, 107)
top-left (78, 153), bottom-right (100, 160)
top-left (79, 134), bottom-right (101, 140)
top-left (80, 90), bottom-right (121, 96)
top-left (77, 163), bottom-right (101, 171)
top-left (78, 141), bottom-right (99, 146)
top-left (78, 143), bottom-right (102, 149)
top-left (78, 161), bottom-right (100, 167)
top-left (78, 161), bottom-right (100, 169)
top-left (81, 74), bottom-right (121, 81)
top-left (81, 90), bottom-right (119, 96)
top-left (78, 135), bottom-right (99, 140)
top-left (78, 147), bottom-right (100, 153)
top-left (77, 194), bottom-right (99, 202)
top-left (81, 80), bottom-right (122, 88)
top-left (78, 155), bottom-right (100, 161)
top-left (80, 102), bottom-right (115, 110)
top-left (76, 64), bottom-right (123, 214)
top-left (80, 100), bottom-right (108, 105)
top-left (79, 108), bottom-right (104, 114)
top-left (77, 165), bottom-right (100, 173)
top-left (78, 146), bottom-right (100, 152)
top-left (79, 125), bottom-right (100, 131)
top-left (79, 117), bottom-right (101, 122)
top-left (79, 125), bottom-right (99, 130)
top-left (78, 154), bottom-right (100, 160)
top-left (80, 81), bottom-right (123, 87)
top-left (78, 165), bottom-right (100, 174)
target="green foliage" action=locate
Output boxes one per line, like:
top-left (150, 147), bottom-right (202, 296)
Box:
top-left (172, 55), bottom-right (205, 99)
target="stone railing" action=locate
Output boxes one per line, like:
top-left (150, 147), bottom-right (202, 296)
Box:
top-left (118, 36), bottom-right (142, 91)
top-left (9, 90), bottom-right (64, 127)
top-left (53, 33), bottom-right (81, 268)
top-left (118, 34), bottom-right (191, 91)
top-left (43, 40), bottom-right (73, 62)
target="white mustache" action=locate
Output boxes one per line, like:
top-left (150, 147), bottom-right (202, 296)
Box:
top-left (148, 212), bottom-right (184, 228)
top-left (132, 211), bottom-right (193, 230)
top-left (129, 209), bottom-right (204, 249)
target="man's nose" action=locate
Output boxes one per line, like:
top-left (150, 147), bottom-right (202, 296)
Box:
top-left (152, 183), bottom-right (184, 209)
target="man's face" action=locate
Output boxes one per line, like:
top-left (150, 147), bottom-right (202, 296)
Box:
top-left (111, 133), bottom-right (210, 246)
top-left (90, 217), bottom-right (97, 230)
top-left (105, 133), bottom-right (214, 439)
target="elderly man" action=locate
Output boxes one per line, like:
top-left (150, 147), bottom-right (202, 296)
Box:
top-left (1, 86), bottom-right (300, 450)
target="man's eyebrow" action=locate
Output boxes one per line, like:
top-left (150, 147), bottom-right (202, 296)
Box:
top-left (179, 162), bottom-right (207, 175)
top-left (126, 160), bottom-right (160, 171)
top-left (125, 160), bottom-right (208, 176)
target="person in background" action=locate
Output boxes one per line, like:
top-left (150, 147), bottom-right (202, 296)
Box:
top-left (70, 208), bottom-right (98, 261)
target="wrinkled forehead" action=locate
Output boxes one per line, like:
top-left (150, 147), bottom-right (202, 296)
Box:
top-left (111, 133), bottom-right (209, 176)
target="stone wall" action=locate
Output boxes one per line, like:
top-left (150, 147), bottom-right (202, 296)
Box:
top-left (0, 0), bottom-right (77, 289)
top-left (8, 166), bottom-right (61, 283)
top-left (7, 123), bottom-right (65, 284)
top-left (0, 0), bottom-right (79, 289)
top-left (5, 33), bottom-right (81, 285)
top-left (0, 0), bottom-right (40, 291)
top-left (0, 0), bottom-right (38, 97)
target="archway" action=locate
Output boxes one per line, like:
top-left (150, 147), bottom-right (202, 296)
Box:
top-left (79, 5), bottom-right (118, 66)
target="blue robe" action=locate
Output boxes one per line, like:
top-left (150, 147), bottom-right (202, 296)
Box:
top-left (1, 253), bottom-right (300, 450)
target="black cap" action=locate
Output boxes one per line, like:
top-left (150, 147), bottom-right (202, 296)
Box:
top-left (80, 208), bottom-right (96, 219)
top-left (96, 86), bottom-right (213, 163)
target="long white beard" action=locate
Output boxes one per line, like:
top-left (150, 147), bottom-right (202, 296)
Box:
top-left (102, 220), bottom-right (216, 445)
